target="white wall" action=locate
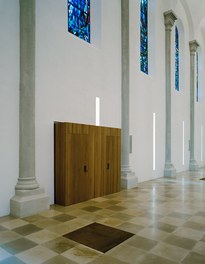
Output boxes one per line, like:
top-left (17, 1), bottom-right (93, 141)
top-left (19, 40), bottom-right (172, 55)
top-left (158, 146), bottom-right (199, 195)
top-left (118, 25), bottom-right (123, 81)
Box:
top-left (130, 0), bottom-right (167, 182)
top-left (35, 0), bottom-right (121, 204)
top-left (195, 32), bottom-right (205, 168)
top-left (1, 0), bottom-right (205, 217)
top-left (129, 0), bottom-right (205, 183)
top-left (0, 1), bottom-right (19, 216)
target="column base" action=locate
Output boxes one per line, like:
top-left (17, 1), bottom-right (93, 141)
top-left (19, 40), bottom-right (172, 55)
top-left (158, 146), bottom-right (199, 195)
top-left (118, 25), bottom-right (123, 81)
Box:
top-left (121, 171), bottom-right (138, 189)
top-left (189, 159), bottom-right (199, 171)
top-left (10, 188), bottom-right (49, 217)
top-left (164, 162), bottom-right (176, 177)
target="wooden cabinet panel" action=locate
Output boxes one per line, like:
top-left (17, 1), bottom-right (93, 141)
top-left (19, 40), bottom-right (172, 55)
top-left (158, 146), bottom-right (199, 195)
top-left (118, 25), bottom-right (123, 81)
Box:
top-left (105, 135), bottom-right (120, 195)
top-left (54, 122), bottom-right (121, 206)
top-left (66, 133), bottom-right (94, 205)
top-left (102, 127), bottom-right (121, 196)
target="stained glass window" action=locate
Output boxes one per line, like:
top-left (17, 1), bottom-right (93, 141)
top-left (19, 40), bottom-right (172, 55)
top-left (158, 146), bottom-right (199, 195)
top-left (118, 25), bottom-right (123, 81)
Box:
top-left (196, 51), bottom-right (199, 101)
top-left (68, 0), bottom-right (90, 43)
top-left (175, 26), bottom-right (179, 91)
top-left (140, 0), bottom-right (148, 74)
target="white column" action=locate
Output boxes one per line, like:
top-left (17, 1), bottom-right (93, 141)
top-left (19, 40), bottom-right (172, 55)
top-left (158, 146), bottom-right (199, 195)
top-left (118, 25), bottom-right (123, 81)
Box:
top-left (10, 0), bottom-right (49, 217)
top-left (189, 40), bottom-right (199, 171)
top-left (121, 0), bottom-right (137, 188)
top-left (164, 10), bottom-right (177, 177)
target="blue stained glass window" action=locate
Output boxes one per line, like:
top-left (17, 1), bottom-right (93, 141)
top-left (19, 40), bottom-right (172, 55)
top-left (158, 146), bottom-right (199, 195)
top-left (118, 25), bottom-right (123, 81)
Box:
top-left (68, 0), bottom-right (90, 43)
top-left (140, 0), bottom-right (148, 74)
top-left (175, 26), bottom-right (179, 91)
top-left (196, 51), bottom-right (199, 102)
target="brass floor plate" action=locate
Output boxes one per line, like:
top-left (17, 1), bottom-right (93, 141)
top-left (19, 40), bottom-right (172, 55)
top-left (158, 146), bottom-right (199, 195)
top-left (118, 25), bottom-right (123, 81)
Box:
top-left (63, 222), bottom-right (134, 253)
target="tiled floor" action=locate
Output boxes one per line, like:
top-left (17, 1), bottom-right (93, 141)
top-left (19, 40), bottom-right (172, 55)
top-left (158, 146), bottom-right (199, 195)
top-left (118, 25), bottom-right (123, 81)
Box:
top-left (1, 169), bottom-right (205, 263)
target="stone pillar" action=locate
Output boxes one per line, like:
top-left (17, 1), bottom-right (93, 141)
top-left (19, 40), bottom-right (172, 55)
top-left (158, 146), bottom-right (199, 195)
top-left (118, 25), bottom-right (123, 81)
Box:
top-left (164, 10), bottom-right (177, 177)
top-left (121, 0), bottom-right (138, 188)
top-left (189, 40), bottom-right (199, 171)
top-left (10, 0), bottom-right (49, 217)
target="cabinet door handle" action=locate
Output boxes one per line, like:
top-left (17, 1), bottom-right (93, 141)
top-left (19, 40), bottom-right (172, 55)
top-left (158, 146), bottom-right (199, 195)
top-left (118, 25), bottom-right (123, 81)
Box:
top-left (106, 163), bottom-right (110, 170)
top-left (84, 165), bottom-right (88, 173)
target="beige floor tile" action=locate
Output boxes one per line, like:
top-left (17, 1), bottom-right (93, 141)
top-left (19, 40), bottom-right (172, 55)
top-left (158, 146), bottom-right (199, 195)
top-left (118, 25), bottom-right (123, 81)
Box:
top-left (117, 222), bottom-right (144, 234)
top-left (1, 219), bottom-right (28, 230)
top-left (16, 245), bottom-right (58, 264)
top-left (62, 244), bottom-right (102, 264)
top-left (159, 216), bottom-right (186, 226)
top-left (91, 197), bottom-right (109, 202)
top-left (174, 227), bottom-right (204, 241)
top-left (35, 219), bottom-right (61, 228)
top-left (136, 253), bottom-right (179, 264)
top-left (0, 247), bottom-right (12, 261)
top-left (181, 251), bottom-right (205, 264)
top-left (0, 231), bottom-right (21, 245)
top-left (42, 236), bottom-right (78, 254)
top-left (97, 217), bottom-right (124, 227)
top-left (193, 241), bottom-right (205, 256)
top-left (78, 213), bottom-right (105, 222)
top-left (106, 243), bottom-right (145, 263)
top-left (26, 229), bottom-right (60, 244)
top-left (127, 235), bottom-right (158, 251)
top-left (88, 202), bottom-right (111, 209)
top-left (66, 209), bottom-right (89, 217)
top-left (41, 255), bottom-right (78, 264)
top-left (151, 242), bottom-right (189, 262)
top-left (22, 214), bottom-right (47, 223)
top-left (129, 216), bottom-right (153, 226)
top-left (39, 210), bottom-right (62, 218)
top-left (183, 221), bottom-right (205, 232)
top-left (47, 218), bottom-right (92, 235)
top-left (138, 227), bottom-right (169, 241)
top-left (196, 211), bottom-right (205, 217)
top-left (111, 213), bottom-right (136, 221)
top-left (164, 234), bottom-right (197, 250)
top-left (89, 255), bottom-right (127, 264)
top-left (122, 209), bottom-right (147, 216)
top-left (94, 209), bottom-right (115, 217)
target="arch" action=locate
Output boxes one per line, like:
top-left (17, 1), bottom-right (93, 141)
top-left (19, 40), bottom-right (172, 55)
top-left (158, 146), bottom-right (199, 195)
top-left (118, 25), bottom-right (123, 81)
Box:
top-left (195, 17), bottom-right (205, 39)
top-left (179, 0), bottom-right (194, 40)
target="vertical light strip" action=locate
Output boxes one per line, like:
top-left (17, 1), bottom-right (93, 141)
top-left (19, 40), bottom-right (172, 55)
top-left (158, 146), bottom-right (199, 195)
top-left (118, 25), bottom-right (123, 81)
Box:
top-left (201, 125), bottom-right (203, 161)
top-left (96, 97), bottom-right (100, 126)
top-left (182, 121), bottom-right (185, 165)
top-left (153, 113), bottom-right (156, 171)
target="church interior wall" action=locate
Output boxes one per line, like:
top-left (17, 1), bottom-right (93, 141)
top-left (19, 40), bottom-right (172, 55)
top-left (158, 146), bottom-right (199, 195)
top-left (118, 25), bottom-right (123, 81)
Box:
top-left (0, 0), bottom-right (19, 216)
top-left (35, 0), bottom-right (122, 207)
top-left (0, 0), bottom-right (205, 216)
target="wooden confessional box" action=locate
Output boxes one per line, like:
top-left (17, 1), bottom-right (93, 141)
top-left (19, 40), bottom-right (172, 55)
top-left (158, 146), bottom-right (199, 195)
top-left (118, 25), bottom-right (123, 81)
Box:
top-left (54, 122), bottom-right (121, 206)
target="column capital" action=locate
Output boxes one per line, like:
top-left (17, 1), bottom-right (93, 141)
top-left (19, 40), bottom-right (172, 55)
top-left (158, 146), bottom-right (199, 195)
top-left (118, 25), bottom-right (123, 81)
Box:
top-left (164, 10), bottom-right (177, 30)
top-left (189, 40), bottom-right (199, 54)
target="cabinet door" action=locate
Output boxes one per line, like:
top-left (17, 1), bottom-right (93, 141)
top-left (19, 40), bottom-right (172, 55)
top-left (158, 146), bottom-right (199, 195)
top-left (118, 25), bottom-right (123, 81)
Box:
top-left (65, 131), bottom-right (94, 205)
top-left (104, 131), bottom-right (121, 195)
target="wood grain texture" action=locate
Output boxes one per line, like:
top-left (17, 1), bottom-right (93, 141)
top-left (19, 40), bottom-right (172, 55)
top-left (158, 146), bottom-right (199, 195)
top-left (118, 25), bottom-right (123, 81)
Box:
top-left (54, 122), bottom-right (121, 206)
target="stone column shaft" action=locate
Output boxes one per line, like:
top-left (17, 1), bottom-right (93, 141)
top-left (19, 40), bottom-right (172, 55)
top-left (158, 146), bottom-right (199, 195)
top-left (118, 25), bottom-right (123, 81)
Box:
top-left (121, 0), bottom-right (137, 188)
top-left (189, 40), bottom-right (199, 171)
top-left (17, 0), bottom-right (39, 190)
top-left (164, 10), bottom-right (177, 177)
top-left (165, 26), bottom-right (172, 163)
top-left (10, 0), bottom-right (49, 217)
top-left (121, 0), bottom-right (130, 173)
